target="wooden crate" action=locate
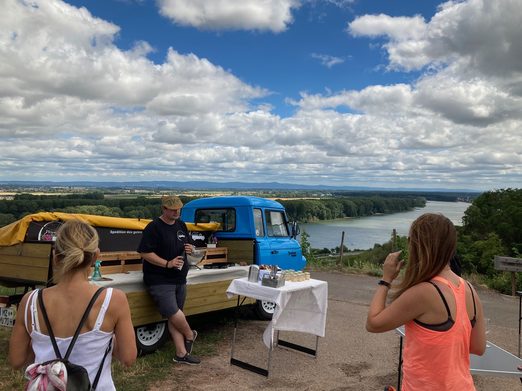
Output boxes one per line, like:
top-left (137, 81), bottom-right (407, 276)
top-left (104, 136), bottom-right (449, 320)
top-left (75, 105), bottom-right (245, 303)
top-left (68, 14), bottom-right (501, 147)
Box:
top-left (196, 247), bottom-right (228, 266)
top-left (96, 251), bottom-right (142, 275)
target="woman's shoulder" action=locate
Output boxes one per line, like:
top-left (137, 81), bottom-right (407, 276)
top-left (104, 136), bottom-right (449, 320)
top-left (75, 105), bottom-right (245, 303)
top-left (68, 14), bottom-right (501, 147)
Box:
top-left (410, 281), bottom-right (436, 292)
top-left (21, 289), bottom-right (37, 303)
top-left (106, 288), bottom-right (130, 308)
top-left (402, 281), bottom-right (440, 302)
top-left (461, 278), bottom-right (480, 298)
top-left (105, 286), bottom-right (125, 299)
top-left (17, 290), bottom-right (36, 316)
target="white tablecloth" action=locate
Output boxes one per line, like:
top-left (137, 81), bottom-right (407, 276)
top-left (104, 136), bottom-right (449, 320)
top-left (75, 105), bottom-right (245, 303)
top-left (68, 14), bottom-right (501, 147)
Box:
top-left (226, 277), bottom-right (328, 348)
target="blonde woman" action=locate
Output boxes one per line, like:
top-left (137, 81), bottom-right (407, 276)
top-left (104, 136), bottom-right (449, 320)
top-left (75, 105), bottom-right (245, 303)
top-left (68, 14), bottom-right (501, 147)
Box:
top-left (367, 213), bottom-right (486, 390)
top-left (9, 219), bottom-right (137, 390)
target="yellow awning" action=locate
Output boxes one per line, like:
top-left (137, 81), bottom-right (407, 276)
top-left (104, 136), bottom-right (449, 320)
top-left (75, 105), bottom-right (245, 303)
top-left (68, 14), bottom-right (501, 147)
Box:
top-left (0, 212), bottom-right (220, 247)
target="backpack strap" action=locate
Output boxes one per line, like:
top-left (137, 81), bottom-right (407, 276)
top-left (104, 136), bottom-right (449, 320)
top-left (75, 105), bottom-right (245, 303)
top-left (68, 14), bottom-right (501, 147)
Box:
top-left (38, 289), bottom-right (63, 360)
top-left (38, 287), bottom-right (106, 360)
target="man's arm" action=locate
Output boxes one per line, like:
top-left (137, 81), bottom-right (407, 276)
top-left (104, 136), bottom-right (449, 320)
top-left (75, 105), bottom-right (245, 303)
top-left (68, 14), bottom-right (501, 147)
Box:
top-left (140, 252), bottom-right (184, 269)
top-left (140, 252), bottom-right (169, 268)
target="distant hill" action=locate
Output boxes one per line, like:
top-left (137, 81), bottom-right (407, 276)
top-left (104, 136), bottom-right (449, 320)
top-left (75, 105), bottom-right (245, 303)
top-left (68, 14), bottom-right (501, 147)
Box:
top-left (0, 180), bottom-right (480, 193)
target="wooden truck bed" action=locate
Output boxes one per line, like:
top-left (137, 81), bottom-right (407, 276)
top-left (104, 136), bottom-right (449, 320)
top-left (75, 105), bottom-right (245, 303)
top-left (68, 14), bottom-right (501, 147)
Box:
top-left (0, 242), bottom-right (53, 287)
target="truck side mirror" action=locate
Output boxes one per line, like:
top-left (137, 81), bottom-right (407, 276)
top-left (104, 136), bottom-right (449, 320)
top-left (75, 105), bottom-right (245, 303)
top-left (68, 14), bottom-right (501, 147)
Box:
top-left (290, 221), bottom-right (300, 239)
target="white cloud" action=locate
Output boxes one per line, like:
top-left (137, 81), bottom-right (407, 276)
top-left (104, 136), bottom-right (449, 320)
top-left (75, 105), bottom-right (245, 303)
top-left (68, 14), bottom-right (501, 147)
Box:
top-left (311, 53), bottom-right (345, 68)
top-left (426, 0), bottom-right (522, 78)
top-left (290, 84), bottom-right (414, 115)
top-left (414, 68), bottom-right (522, 126)
top-left (349, 13), bottom-right (426, 41)
top-left (157, 0), bottom-right (299, 32)
top-left (346, 0), bottom-right (522, 130)
top-left (146, 49), bottom-right (265, 116)
top-left (349, 0), bottom-right (522, 77)
top-left (0, 0), bottom-right (266, 136)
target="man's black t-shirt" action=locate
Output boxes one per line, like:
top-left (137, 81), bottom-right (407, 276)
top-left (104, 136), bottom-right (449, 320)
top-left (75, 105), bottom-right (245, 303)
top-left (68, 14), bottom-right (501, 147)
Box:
top-left (137, 217), bottom-right (192, 286)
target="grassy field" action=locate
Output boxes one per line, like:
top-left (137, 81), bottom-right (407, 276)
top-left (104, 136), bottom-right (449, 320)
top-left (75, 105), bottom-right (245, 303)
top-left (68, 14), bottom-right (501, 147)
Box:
top-left (0, 327), bottom-right (25, 389)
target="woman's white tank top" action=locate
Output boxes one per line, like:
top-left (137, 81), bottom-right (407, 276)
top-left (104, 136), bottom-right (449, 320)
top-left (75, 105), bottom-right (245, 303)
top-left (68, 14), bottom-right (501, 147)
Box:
top-left (25, 288), bottom-right (116, 391)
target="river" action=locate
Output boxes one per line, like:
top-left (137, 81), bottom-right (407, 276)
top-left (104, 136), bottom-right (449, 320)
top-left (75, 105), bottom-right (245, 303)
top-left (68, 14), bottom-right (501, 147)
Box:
top-left (299, 201), bottom-right (470, 250)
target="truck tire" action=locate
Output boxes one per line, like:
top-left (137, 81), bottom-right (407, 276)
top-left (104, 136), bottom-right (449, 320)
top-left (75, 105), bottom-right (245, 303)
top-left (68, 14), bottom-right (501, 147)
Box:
top-left (255, 299), bottom-right (275, 320)
top-left (135, 321), bottom-right (169, 355)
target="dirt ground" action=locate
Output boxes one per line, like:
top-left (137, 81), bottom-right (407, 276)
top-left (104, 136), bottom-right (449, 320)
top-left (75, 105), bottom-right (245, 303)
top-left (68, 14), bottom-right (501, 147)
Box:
top-left (148, 272), bottom-right (522, 391)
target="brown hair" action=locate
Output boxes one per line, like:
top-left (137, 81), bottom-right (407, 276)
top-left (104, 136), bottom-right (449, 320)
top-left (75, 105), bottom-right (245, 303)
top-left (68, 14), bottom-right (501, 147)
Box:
top-left (53, 219), bottom-right (99, 282)
top-left (392, 213), bottom-right (456, 300)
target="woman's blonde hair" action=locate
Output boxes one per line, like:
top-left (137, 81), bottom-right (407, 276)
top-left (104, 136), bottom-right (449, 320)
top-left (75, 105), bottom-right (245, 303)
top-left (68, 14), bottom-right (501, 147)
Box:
top-left (53, 219), bottom-right (99, 282)
top-left (392, 213), bottom-right (456, 299)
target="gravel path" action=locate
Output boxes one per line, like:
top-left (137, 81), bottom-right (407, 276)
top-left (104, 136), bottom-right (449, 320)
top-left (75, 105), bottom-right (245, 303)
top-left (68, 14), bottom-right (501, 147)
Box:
top-left (149, 271), bottom-right (522, 391)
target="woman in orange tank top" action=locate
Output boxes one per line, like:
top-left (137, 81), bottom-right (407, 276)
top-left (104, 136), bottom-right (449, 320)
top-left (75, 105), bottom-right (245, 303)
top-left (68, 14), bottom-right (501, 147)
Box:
top-left (366, 213), bottom-right (486, 390)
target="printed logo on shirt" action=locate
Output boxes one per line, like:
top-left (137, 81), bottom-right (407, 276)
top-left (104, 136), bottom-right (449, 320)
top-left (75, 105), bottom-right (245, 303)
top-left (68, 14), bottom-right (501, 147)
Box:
top-left (177, 230), bottom-right (187, 242)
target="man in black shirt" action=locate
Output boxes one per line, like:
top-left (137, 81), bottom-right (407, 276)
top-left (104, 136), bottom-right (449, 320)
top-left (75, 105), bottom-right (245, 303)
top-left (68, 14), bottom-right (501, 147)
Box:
top-left (137, 195), bottom-right (200, 365)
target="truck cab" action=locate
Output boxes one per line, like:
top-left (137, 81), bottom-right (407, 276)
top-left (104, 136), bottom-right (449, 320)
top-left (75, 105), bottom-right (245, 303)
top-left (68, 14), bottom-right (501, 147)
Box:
top-left (181, 196), bottom-right (306, 271)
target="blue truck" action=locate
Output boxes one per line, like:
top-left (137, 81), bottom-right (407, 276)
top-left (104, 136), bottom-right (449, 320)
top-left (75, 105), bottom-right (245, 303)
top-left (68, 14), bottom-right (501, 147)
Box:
top-left (181, 196), bottom-right (307, 318)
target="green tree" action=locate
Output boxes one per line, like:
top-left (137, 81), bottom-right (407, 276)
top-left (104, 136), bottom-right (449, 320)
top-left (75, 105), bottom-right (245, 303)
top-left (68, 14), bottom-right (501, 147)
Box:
top-left (300, 230), bottom-right (315, 264)
top-left (0, 213), bottom-right (16, 227)
top-left (457, 188), bottom-right (522, 286)
top-left (462, 188), bottom-right (522, 256)
top-left (60, 205), bottom-right (123, 217)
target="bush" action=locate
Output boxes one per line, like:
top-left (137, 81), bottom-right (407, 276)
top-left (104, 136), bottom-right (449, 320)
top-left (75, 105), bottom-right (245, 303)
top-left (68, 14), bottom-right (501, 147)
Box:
top-left (482, 272), bottom-right (522, 295)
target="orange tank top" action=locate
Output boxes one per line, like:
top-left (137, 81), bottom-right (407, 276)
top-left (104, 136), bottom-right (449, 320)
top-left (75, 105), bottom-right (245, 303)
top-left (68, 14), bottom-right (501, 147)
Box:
top-left (402, 276), bottom-right (475, 391)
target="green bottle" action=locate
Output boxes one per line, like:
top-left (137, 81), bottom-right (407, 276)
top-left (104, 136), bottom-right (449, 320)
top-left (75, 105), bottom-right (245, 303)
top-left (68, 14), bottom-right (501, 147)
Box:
top-left (92, 259), bottom-right (102, 281)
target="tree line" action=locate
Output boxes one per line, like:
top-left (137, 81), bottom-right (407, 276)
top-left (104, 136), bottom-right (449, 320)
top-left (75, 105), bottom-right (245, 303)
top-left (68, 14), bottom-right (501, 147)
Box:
top-left (0, 192), bottom-right (425, 227)
top-left (279, 196), bottom-right (425, 222)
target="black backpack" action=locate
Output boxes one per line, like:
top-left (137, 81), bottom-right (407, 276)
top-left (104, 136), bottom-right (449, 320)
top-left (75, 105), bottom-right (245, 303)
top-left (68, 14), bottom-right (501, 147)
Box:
top-left (25, 287), bottom-right (112, 390)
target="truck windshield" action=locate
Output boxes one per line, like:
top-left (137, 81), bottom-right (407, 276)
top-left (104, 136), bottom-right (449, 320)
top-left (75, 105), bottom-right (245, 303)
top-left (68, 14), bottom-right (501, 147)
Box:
top-left (195, 208), bottom-right (235, 232)
top-left (265, 210), bottom-right (289, 237)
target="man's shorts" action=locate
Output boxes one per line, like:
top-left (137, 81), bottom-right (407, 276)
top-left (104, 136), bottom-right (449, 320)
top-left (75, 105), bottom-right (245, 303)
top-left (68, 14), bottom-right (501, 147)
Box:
top-left (147, 284), bottom-right (187, 318)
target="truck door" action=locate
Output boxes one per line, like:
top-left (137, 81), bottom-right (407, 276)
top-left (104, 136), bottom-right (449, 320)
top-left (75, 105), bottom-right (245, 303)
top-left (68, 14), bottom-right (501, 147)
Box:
top-left (264, 209), bottom-right (305, 270)
top-left (253, 208), bottom-right (271, 265)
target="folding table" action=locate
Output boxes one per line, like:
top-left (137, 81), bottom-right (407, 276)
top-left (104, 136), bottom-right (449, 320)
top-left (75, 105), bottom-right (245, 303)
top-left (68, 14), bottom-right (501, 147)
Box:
top-left (226, 277), bottom-right (328, 377)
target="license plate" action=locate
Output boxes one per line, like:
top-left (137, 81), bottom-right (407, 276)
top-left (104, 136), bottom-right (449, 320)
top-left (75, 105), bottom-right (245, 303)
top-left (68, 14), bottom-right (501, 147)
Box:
top-left (0, 306), bottom-right (16, 327)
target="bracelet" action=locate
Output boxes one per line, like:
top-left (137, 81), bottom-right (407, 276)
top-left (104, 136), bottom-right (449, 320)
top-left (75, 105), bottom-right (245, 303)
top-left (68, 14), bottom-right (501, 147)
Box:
top-left (378, 279), bottom-right (391, 288)
top-left (165, 260), bottom-right (169, 269)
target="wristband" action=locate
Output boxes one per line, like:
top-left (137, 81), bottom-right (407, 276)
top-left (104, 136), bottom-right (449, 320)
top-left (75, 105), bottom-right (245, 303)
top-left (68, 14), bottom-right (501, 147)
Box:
top-left (378, 279), bottom-right (391, 288)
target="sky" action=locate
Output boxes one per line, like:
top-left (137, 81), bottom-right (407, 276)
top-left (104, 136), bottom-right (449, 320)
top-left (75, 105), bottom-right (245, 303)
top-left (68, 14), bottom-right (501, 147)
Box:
top-left (1, 0), bottom-right (521, 191)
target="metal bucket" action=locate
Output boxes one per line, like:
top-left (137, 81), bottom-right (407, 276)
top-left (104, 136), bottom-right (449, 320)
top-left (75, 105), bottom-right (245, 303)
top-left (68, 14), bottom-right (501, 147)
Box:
top-left (248, 265), bottom-right (260, 282)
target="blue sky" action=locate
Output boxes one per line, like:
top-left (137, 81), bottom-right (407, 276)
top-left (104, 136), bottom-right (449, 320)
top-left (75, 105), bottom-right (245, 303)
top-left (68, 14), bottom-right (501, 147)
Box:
top-left (1, 0), bottom-right (521, 191)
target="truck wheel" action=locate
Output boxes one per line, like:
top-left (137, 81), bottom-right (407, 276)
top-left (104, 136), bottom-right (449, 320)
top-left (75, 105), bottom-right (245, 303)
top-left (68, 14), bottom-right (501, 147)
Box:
top-left (135, 321), bottom-right (169, 356)
top-left (255, 300), bottom-right (275, 320)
